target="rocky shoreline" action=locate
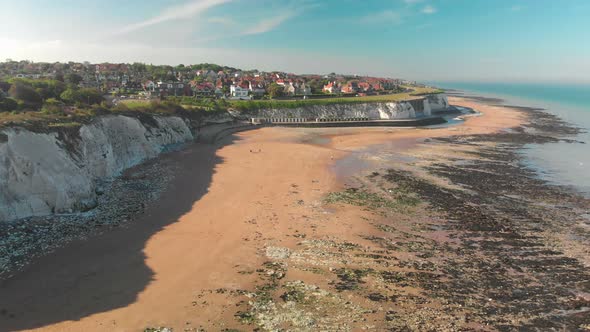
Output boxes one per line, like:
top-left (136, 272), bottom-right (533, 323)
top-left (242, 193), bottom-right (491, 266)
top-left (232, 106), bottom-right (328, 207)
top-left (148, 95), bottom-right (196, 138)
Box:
top-left (1, 96), bottom-right (589, 331)
top-left (204, 99), bottom-right (590, 331)
top-left (0, 148), bottom-right (178, 280)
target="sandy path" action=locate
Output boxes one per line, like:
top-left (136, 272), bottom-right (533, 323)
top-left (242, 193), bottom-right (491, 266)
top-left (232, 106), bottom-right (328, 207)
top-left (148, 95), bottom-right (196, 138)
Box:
top-left (0, 97), bottom-right (524, 331)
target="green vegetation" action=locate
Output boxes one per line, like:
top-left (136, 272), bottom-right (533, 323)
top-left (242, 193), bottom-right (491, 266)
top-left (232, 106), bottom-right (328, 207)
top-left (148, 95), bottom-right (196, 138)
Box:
top-left (230, 86), bottom-right (441, 112)
top-left (0, 100), bottom-right (221, 130)
top-left (8, 84), bottom-right (43, 106)
top-left (65, 73), bottom-right (83, 85)
top-left (60, 88), bottom-right (103, 105)
top-left (0, 77), bottom-right (440, 130)
top-left (334, 268), bottom-right (373, 291)
top-left (0, 97), bottom-right (18, 112)
top-left (0, 77), bottom-right (102, 115)
top-left (120, 97), bottom-right (230, 112)
top-left (267, 83), bottom-right (284, 98)
top-left (324, 186), bottom-right (420, 211)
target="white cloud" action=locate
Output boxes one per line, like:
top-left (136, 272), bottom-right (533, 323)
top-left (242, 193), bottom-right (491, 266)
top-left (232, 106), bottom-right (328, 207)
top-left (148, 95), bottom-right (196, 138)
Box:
top-left (361, 10), bottom-right (404, 24)
top-left (208, 16), bottom-right (235, 26)
top-left (240, 2), bottom-right (319, 36)
top-left (242, 13), bottom-right (296, 35)
top-left (118, 0), bottom-right (232, 34)
top-left (421, 5), bottom-right (437, 14)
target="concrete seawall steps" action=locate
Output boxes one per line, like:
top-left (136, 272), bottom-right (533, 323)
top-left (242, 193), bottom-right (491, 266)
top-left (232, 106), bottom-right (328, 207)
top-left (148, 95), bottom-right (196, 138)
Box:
top-left (250, 116), bottom-right (446, 128)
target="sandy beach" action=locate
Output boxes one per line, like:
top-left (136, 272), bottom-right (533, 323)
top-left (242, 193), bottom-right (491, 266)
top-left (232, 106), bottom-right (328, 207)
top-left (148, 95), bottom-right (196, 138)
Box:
top-left (1, 96), bottom-right (589, 331)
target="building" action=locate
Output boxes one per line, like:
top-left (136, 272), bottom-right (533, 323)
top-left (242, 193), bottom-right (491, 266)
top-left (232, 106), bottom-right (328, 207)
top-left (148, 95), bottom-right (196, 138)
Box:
top-left (230, 85), bottom-right (251, 100)
top-left (284, 82), bottom-right (296, 95)
top-left (191, 82), bottom-right (216, 97)
top-left (323, 82), bottom-right (341, 94)
top-left (297, 82), bottom-right (311, 96)
top-left (142, 81), bottom-right (189, 98)
top-left (248, 81), bottom-right (266, 96)
top-left (341, 81), bottom-right (359, 94)
top-left (143, 80), bottom-right (157, 92)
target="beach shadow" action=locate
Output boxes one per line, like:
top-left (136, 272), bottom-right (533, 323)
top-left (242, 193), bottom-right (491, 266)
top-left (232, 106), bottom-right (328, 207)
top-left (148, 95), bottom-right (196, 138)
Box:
top-left (0, 132), bottom-right (243, 331)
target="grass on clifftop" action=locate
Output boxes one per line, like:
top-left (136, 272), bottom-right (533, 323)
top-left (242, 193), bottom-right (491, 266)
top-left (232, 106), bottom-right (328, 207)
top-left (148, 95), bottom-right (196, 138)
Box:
top-left (230, 87), bottom-right (442, 111)
top-left (0, 101), bottom-right (218, 131)
top-left (0, 86), bottom-right (441, 130)
top-left (119, 86), bottom-right (441, 113)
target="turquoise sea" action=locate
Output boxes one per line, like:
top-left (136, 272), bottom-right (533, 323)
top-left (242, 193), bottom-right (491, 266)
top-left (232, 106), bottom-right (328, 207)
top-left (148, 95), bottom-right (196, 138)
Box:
top-left (432, 82), bottom-right (590, 196)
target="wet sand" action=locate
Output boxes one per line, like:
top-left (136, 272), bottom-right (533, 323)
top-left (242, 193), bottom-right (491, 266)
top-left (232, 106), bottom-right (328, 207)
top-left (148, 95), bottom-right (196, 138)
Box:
top-left (2, 97), bottom-right (588, 331)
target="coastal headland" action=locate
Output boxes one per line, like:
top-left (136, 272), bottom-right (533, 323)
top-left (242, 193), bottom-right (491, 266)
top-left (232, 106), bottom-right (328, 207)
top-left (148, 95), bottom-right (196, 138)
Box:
top-left (0, 96), bottom-right (589, 331)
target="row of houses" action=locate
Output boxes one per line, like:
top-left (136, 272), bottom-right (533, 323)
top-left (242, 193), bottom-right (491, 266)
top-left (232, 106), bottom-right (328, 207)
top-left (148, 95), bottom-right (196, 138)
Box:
top-left (323, 80), bottom-right (399, 95)
top-left (2, 60), bottom-right (406, 99)
top-left (142, 81), bottom-right (257, 100)
top-left (142, 78), bottom-right (313, 100)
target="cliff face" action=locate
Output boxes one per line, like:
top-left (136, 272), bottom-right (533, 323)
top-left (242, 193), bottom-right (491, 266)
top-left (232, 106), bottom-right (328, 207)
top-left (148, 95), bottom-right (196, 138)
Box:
top-left (0, 94), bottom-right (450, 222)
top-left (241, 94), bottom-right (449, 120)
top-left (247, 102), bottom-right (417, 120)
top-left (425, 94), bottom-right (449, 111)
top-left (0, 115), bottom-right (194, 221)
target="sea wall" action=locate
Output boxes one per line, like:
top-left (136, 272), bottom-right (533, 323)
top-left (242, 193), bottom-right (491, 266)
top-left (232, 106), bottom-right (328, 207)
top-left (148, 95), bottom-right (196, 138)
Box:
top-left (240, 94), bottom-right (449, 120)
top-left (250, 102), bottom-right (417, 120)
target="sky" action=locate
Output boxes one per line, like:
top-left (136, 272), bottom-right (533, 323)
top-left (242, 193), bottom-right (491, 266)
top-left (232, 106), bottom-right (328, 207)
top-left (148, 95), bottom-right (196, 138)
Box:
top-left (1, 0), bottom-right (589, 82)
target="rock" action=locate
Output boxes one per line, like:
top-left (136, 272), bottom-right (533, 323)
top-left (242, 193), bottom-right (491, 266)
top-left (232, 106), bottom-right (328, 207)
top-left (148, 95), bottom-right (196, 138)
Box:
top-left (265, 246), bottom-right (292, 260)
top-left (0, 115), bottom-right (193, 222)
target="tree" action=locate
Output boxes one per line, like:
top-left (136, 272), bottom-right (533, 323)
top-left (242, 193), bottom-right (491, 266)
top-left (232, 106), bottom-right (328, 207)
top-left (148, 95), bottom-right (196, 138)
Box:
top-left (267, 83), bottom-right (284, 99)
top-left (60, 88), bottom-right (79, 104)
top-left (23, 79), bottom-right (66, 100)
top-left (308, 79), bottom-right (328, 94)
top-left (0, 81), bottom-right (10, 93)
top-left (131, 62), bottom-right (147, 73)
top-left (8, 84), bottom-right (42, 105)
top-left (60, 88), bottom-right (103, 105)
top-left (79, 88), bottom-right (103, 105)
top-left (0, 97), bottom-right (18, 112)
top-left (65, 73), bottom-right (83, 85)
top-left (41, 98), bottom-right (65, 114)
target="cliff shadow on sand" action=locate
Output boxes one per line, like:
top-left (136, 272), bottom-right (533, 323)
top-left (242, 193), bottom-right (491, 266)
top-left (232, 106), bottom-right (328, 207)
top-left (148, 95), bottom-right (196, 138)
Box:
top-left (0, 132), bottom-right (242, 331)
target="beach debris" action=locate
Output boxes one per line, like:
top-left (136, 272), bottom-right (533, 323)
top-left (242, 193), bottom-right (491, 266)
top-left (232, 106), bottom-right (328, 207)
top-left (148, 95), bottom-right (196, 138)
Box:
top-left (144, 327), bottom-right (173, 332)
top-left (265, 246), bottom-right (291, 260)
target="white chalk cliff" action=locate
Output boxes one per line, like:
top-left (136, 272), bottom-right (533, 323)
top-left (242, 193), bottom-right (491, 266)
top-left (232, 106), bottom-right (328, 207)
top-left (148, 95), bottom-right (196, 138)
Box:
top-left (243, 94), bottom-right (449, 120)
top-left (0, 94), bottom-right (450, 222)
top-left (0, 115), bottom-right (193, 221)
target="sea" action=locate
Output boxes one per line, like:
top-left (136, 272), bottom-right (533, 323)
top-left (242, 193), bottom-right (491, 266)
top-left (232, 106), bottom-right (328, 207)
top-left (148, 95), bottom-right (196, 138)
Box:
top-left (431, 82), bottom-right (590, 197)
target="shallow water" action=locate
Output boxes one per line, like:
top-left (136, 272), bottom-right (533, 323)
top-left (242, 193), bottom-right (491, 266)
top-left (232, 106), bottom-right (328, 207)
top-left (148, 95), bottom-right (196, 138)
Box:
top-left (331, 108), bottom-right (473, 184)
top-left (434, 82), bottom-right (590, 197)
top-left (333, 138), bottom-right (419, 185)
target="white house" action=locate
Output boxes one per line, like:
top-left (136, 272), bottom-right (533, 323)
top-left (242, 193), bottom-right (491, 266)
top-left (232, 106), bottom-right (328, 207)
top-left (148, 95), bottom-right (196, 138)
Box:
top-left (230, 85), bottom-right (251, 100)
top-left (249, 82), bottom-right (266, 96)
top-left (323, 82), bottom-right (341, 94)
top-left (144, 80), bottom-right (156, 91)
top-left (298, 83), bottom-right (311, 96)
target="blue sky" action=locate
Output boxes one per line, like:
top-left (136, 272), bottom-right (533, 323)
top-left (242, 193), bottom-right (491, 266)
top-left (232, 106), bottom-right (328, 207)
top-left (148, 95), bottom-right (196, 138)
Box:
top-left (1, 0), bottom-right (589, 82)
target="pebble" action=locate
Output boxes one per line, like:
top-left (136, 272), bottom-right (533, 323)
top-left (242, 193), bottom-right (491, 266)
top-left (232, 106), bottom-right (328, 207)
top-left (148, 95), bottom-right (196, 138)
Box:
top-left (0, 160), bottom-right (174, 279)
